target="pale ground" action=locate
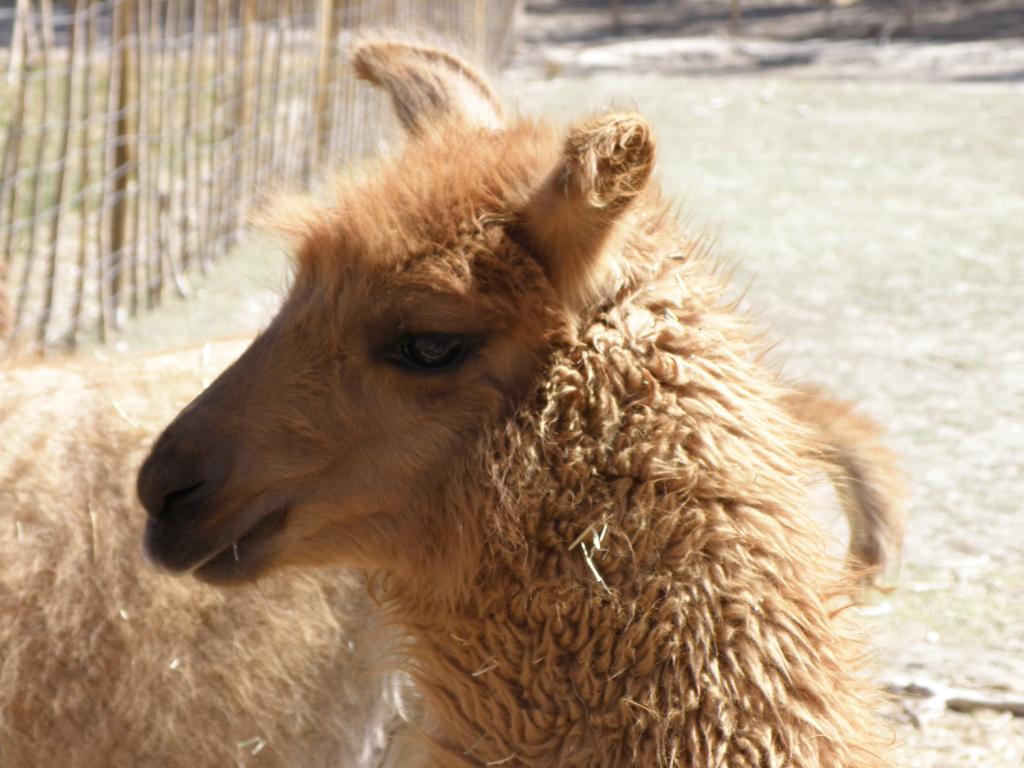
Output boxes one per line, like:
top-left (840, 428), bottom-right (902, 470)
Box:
top-left (87, 38), bottom-right (1024, 768)
top-left (519, 0), bottom-right (1024, 82)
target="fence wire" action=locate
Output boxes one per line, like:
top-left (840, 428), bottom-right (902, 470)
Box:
top-left (0, 0), bottom-right (520, 352)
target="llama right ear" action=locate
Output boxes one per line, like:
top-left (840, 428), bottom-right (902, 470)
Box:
top-left (351, 38), bottom-right (503, 134)
top-left (522, 112), bottom-right (654, 310)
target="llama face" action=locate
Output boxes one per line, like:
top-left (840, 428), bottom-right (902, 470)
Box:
top-left (139, 141), bottom-right (556, 584)
top-left (137, 39), bottom-right (654, 585)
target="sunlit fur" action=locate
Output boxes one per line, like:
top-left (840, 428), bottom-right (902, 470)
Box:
top-left (785, 386), bottom-right (906, 584)
top-left (351, 37), bottom-right (504, 134)
top-left (138, 40), bottom-right (903, 767)
top-left (0, 344), bottom-right (406, 767)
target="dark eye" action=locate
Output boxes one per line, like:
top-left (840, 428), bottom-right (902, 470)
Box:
top-left (396, 334), bottom-right (469, 372)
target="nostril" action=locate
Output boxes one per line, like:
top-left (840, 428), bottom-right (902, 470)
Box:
top-left (160, 480), bottom-right (207, 520)
top-left (137, 434), bottom-right (233, 520)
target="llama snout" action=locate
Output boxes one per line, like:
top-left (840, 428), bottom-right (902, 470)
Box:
top-left (137, 434), bottom-right (230, 521)
top-left (137, 429), bottom-right (236, 570)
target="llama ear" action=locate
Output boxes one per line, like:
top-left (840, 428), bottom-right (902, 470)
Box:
top-left (351, 38), bottom-right (503, 134)
top-left (521, 112), bottom-right (655, 309)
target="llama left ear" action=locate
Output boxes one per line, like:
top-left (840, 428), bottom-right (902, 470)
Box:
top-left (352, 38), bottom-right (503, 134)
top-left (522, 112), bottom-right (654, 310)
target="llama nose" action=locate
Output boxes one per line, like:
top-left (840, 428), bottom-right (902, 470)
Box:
top-left (137, 440), bottom-right (230, 521)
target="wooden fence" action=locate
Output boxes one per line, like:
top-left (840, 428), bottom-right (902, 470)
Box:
top-left (0, 0), bottom-right (519, 352)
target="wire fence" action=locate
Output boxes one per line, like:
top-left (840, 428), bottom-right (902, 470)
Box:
top-left (0, 0), bottom-right (520, 353)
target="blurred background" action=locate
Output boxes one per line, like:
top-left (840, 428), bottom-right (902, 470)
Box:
top-left (0, 1), bottom-right (1021, 765)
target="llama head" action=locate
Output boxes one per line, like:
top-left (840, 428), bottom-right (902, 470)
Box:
top-left (137, 38), bottom-right (656, 588)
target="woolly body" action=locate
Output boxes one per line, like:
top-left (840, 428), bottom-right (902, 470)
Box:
top-left (0, 344), bottom-right (403, 767)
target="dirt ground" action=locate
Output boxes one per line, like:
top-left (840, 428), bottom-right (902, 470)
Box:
top-left (89, 5), bottom-right (1024, 765)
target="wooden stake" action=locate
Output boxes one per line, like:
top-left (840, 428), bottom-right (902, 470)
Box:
top-left (15, 0), bottom-right (54, 339)
top-left (110, 0), bottom-right (134, 326)
top-left (38, 0), bottom-right (80, 346)
top-left (69, 0), bottom-right (95, 345)
top-left (186, 0), bottom-right (206, 271)
top-left (0, 0), bottom-right (30, 305)
top-left (311, 0), bottom-right (335, 169)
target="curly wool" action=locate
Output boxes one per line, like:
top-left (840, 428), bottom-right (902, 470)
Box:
top-left (371, 166), bottom-right (892, 767)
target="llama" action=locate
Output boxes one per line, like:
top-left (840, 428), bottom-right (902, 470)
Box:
top-left (0, 342), bottom-right (407, 767)
top-left (138, 39), bottom-right (902, 767)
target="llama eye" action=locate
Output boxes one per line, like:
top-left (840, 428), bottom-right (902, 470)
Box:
top-left (396, 334), bottom-right (469, 372)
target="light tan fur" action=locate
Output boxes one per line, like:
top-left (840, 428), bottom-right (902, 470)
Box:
top-left (0, 260), bottom-right (11, 342)
top-left (138, 40), bottom-right (903, 767)
top-left (523, 113), bottom-right (655, 311)
top-left (0, 343), bottom-right (407, 767)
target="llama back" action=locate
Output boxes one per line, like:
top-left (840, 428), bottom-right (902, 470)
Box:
top-left (0, 345), bottom-right (405, 768)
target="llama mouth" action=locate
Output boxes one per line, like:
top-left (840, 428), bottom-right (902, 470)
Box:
top-left (192, 505), bottom-right (291, 584)
top-left (144, 495), bottom-right (291, 579)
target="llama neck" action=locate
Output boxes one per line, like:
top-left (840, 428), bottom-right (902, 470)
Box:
top-left (387, 505), bottom-right (885, 768)
top-left (383, 284), bottom-right (888, 766)
top-left (386, 462), bottom-right (884, 763)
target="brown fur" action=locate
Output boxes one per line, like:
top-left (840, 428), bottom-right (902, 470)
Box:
top-left (138, 40), bottom-right (902, 767)
top-left (785, 386), bottom-right (906, 584)
top-left (0, 343), bottom-right (407, 767)
top-left (352, 35), bottom-right (503, 134)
